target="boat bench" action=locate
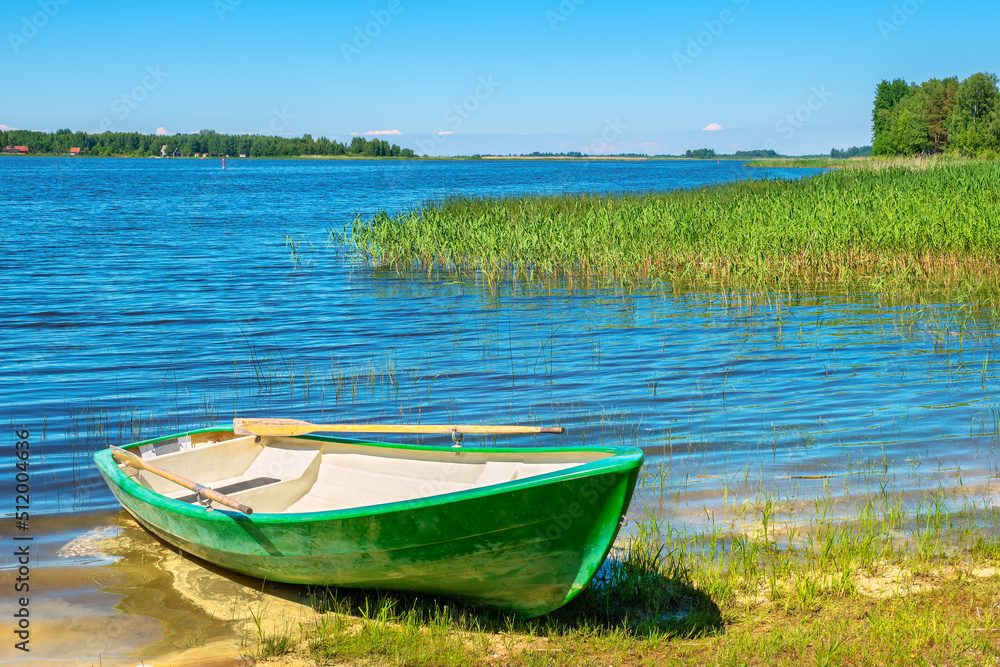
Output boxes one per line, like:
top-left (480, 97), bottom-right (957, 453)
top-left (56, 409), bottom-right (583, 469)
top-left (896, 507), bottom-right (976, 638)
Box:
top-left (132, 436), bottom-right (322, 513)
top-left (174, 476), bottom-right (280, 504)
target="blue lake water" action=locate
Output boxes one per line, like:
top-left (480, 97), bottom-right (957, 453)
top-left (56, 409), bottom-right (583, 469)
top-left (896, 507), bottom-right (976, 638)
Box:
top-left (2, 156), bottom-right (998, 529)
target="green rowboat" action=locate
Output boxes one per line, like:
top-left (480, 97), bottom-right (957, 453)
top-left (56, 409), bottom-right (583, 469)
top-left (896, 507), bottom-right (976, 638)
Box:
top-left (95, 426), bottom-right (643, 617)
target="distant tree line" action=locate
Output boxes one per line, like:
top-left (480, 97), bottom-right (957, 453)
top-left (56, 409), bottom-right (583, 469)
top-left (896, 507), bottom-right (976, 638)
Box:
top-left (830, 146), bottom-right (872, 158)
top-left (872, 72), bottom-right (1000, 156)
top-left (526, 151), bottom-right (585, 157)
top-left (685, 148), bottom-right (716, 159)
top-left (523, 149), bottom-right (783, 159)
top-left (682, 149), bottom-right (785, 159)
top-left (733, 149), bottom-right (779, 158)
top-left (0, 128), bottom-right (416, 158)
top-left (521, 152), bottom-right (651, 158)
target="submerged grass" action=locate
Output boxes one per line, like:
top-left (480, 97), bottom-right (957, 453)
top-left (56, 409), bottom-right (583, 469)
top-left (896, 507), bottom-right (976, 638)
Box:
top-left (342, 160), bottom-right (1000, 311)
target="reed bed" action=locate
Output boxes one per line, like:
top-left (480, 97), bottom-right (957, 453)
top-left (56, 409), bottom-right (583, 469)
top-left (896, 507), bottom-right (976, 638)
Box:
top-left (748, 158), bottom-right (851, 169)
top-left (343, 161), bottom-right (1000, 312)
top-left (751, 155), bottom-right (974, 170)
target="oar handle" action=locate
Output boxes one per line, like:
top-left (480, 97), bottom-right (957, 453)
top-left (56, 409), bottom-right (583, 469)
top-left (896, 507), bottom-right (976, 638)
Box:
top-left (110, 446), bottom-right (253, 515)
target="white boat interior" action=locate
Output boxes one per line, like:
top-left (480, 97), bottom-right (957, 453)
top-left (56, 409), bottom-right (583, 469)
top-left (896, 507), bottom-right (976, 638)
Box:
top-left (120, 430), bottom-right (613, 514)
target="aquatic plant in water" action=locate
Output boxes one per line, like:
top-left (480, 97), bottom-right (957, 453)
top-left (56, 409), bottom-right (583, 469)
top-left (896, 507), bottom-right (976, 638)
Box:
top-left (343, 161), bottom-right (1000, 312)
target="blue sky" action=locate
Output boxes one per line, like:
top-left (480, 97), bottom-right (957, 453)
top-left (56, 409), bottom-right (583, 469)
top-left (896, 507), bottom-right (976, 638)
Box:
top-left (2, 0), bottom-right (997, 155)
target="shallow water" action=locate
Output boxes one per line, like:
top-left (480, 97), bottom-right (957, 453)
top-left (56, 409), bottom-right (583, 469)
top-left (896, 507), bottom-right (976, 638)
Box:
top-left (1, 156), bottom-right (843, 515)
top-left (2, 156), bottom-right (999, 662)
top-left (0, 510), bottom-right (317, 665)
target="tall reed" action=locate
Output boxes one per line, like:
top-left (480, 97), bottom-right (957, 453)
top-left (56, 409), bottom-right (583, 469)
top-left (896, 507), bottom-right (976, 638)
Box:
top-left (343, 162), bottom-right (1000, 311)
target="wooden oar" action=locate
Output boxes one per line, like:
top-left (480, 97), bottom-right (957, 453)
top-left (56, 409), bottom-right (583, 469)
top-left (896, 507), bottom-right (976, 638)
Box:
top-left (110, 445), bottom-right (253, 515)
top-left (233, 417), bottom-right (565, 438)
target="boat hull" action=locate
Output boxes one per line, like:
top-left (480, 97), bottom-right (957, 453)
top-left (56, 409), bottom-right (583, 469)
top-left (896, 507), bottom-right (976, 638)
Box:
top-left (95, 430), bottom-right (643, 617)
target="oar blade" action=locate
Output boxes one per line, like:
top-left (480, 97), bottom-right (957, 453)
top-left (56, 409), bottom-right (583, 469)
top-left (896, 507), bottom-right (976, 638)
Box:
top-left (233, 418), bottom-right (314, 437)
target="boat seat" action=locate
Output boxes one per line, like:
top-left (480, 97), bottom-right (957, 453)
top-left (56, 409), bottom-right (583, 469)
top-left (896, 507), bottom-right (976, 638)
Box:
top-left (174, 476), bottom-right (280, 504)
top-left (144, 440), bottom-right (323, 513)
top-left (222, 448), bottom-right (323, 513)
top-left (135, 436), bottom-right (263, 495)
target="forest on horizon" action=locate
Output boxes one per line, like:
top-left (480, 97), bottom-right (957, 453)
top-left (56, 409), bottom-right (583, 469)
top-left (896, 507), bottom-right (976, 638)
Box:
top-left (873, 72), bottom-right (1000, 156)
top-left (0, 128), bottom-right (416, 158)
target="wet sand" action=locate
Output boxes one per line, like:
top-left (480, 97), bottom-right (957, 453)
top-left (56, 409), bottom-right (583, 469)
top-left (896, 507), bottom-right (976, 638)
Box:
top-left (1, 512), bottom-right (324, 666)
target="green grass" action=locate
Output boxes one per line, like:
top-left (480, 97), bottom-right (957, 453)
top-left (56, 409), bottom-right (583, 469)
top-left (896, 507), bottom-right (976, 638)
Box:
top-left (251, 483), bottom-right (1000, 666)
top-left (241, 595), bottom-right (299, 661)
top-left (748, 156), bottom-right (958, 169)
top-left (341, 160), bottom-right (1000, 312)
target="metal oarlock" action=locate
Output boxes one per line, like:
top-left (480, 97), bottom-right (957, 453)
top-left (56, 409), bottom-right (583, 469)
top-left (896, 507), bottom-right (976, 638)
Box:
top-left (197, 491), bottom-right (215, 511)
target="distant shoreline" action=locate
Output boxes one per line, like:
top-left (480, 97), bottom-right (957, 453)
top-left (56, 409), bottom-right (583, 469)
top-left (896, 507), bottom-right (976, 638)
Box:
top-left (480, 155), bottom-right (651, 161)
top-left (0, 153), bottom-right (427, 161)
top-left (0, 153), bottom-right (773, 162)
top-left (0, 153), bottom-right (858, 165)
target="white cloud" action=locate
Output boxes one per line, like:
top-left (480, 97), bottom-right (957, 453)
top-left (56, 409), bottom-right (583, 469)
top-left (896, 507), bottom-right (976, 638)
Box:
top-left (0, 124), bottom-right (13, 131)
top-left (351, 129), bottom-right (402, 136)
top-left (702, 123), bottom-right (723, 131)
top-left (155, 127), bottom-right (169, 135)
top-left (437, 131), bottom-right (453, 136)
